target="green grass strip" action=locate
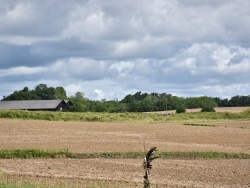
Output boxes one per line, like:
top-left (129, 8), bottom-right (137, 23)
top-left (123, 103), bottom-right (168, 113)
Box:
top-left (183, 123), bottom-right (217, 127)
top-left (158, 151), bottom-right (250, 159)
top-left (0, 108), bottom-right (250, 123)
top-left (0, 149), bottom-right (249, 159)
top-left (0, 149), bottom-right (74, 159)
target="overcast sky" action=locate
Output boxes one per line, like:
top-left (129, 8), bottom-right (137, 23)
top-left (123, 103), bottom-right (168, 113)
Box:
top-left (0, 0), bottom-right (249, 100)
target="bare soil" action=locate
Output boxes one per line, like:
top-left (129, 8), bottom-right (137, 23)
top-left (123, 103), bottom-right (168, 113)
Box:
top-left (0, 119), bottom-right (250, 187)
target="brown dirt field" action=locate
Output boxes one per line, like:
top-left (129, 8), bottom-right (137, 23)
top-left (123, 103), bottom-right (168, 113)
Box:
top-left (0, 119), bottom-right (250, 187)
top-left (0, 119), bottom-right (249, 154)
top-left (0, 159), bottom-right (249, 187)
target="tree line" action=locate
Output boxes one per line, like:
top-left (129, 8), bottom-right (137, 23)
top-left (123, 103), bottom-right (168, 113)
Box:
top-left (2, 83), bottom-right (250, 112)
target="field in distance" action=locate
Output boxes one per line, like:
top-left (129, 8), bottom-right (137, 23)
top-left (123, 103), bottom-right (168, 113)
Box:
top-left (0, 116), bottom-right (250, 187)
top-left (148, 106), bottom-right (249, 114)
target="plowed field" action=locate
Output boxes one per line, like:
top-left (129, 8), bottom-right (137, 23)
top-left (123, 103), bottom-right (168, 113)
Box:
top-left (0, 119), bottom-right (250, 187)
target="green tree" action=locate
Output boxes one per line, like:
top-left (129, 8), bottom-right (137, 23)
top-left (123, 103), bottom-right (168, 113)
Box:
top-left (91, 100), bottom-right (106, 112)
top-left (2, 87), bottom-right (38, 101)
top-left (186, 96), bottom-right (217, 109)
top-left (55, 87), bottom-right (67, 99)
top-left (167, 96), bottom-right (186, 110)
top-left (229, 95), bottom-right (250, 107)
top-left (155, 97), bottom-right (167, 111)
top-left (142, 96), bottom-right (157, 112)
top-left (34, 84), bottom-right (56, 100)
top-left (201, 106), bottom-right (215, 112)
top-left (69, 92), bottom-right (89, 112)
top-left (176, 106), bottom-right (186, 113)
top-left (214, 97), bottom-right (229, 107)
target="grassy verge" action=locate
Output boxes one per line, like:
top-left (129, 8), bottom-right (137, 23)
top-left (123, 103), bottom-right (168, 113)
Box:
top-left (0, 181), bottom-right (130, 188)
top-left (0, 149), bottom-right (74, 159)
top-left (0, 182), bottom-right (49, 188)
top-left (0, 149), bottom-right (249, 160)
top-left (0, 180), bottom-right (131, 188)
top-left (183, 123), bottom-right (217, 127)
top-left (0, 108), bottom-right (249, 123)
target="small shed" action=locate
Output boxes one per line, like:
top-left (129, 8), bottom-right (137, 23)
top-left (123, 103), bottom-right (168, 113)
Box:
top-left (0, 100), bottom-right (72, 111)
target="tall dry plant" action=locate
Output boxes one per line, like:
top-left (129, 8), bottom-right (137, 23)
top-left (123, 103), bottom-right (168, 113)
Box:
top-left (143, 146), bottom-right (159, 188)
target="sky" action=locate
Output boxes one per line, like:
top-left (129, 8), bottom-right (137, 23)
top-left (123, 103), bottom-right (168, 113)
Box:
top-left (0, 0), bottom-right (250, 100)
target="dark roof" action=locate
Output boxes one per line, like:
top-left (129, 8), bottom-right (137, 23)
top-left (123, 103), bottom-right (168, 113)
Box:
top-left (64, 100), bottom-right (72, 104)
top-left (0, 100), bottom-right (67, 110)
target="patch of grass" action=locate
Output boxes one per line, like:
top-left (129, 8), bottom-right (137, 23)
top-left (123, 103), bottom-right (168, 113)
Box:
top-left (0, 149), bottom-right (74, 159)
top-left (0, 110), bottom-right (158, 123)
top-left (158, 151), bottom-right (250, 159)
top-left (183, 123), bottom-right (217, 127)
top-left (0, 108), bottom-right (249, 123)
top-left (0, 181), bottom-right (132, 188)
top-left (0, 182), bottom-right (40, 188)
top-left (0, 149), bottom-right (249, 160)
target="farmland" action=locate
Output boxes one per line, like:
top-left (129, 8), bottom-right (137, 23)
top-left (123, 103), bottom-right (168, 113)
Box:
top-left (0, 107), bottom-right (250, 187)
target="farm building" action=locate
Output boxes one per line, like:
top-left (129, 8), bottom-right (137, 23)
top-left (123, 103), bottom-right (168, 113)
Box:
top-left (0, 100), bottom-right (72, 111)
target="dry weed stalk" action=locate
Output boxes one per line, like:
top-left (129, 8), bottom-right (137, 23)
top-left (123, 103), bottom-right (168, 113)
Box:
top-left (143, 146), bottom-right (159, 188)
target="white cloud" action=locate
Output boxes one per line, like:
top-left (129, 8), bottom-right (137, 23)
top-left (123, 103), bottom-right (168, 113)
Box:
top-left (64, 84), bottom-right (83, 97)
top-left (50, 57), bottom-right (109, 81)
top-left (212, 46), bottom-right (236, 66)
top-left (0, 66), bottom-right (47, 77)
top-left (170, 43), bottom-right (250, 76)
top-left (113, 40), bottom-right (139, 57)
top-left (199, 84), bottom-right (250, 99)
top-left (62, 4), bottom-right (113, 41)
top-left (175, 58), bottom-right (197, 74)
top-left (0, 0), bottom-right (250, 100)
top-left (0, 2), bottom-right (35, 28)
top-left (94, 89), bottom-right (105, 100)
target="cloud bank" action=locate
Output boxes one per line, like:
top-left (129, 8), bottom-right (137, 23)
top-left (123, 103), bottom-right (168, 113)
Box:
top-left (0, 0), bottom-right (249, 100)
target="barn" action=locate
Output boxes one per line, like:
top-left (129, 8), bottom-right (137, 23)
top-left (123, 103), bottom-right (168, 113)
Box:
top-left (0, 100), bottom-right (72, 111)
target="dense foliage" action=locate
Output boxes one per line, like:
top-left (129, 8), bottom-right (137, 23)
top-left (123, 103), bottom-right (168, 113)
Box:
top-left (2, 84), bottom-right (67, 100)
top-left (2, 84), bottom-right (250, 112)
top-left (201, 106), bottom-right (216, 112)
top-left (176, 106), bottom-right (186, 113)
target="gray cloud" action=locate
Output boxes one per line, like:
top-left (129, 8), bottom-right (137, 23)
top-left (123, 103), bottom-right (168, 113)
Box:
top-left (0, 0), bottom-right (249, 100)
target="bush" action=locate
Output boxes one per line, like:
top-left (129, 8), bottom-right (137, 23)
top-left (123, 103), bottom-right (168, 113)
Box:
top-left (201, 106), bottom-right (215, 112)
top-left (176, 107), bottom-right (186, 113)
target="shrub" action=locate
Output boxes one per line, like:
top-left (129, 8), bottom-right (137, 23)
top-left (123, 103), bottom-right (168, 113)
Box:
top-left (176, 107), bottom-right (186, 113)
top-left (201, 106), bottom-right (215, 112)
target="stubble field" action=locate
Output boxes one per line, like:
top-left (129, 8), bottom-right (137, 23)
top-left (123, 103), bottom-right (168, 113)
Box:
top-left (0, 117), bottom-right (250, 187)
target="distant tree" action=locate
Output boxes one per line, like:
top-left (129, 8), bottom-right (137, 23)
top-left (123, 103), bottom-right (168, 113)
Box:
top-left (23, 87), bottom-right (29, 92)
top-left (1, 84), bottom-right (68, 101)
top-left (176, 106), bottom-right (186, 113)
top-left (34, 84), bottom-right (56, 100)
top-left (134, 91), bottom-right (148, 101)
top-left (186, 96), bottom-right (217, 109)
top-left (155, 97), bottom-right (167, 111)
top-left (142, 96), bottom-right (157, 112)
top-left (55, 87), bottom-right (67, 99)
top-left (91, 100), bottom-right (106, 112)
top-left (167, 96), bottom-right (186, 110)
top-left (121, 94), bottom-right (134, 103)
top-left (201, 106), bottom-right (215, 112)
top-left (214, 97), bottom-right (229, 107)
top-left (229, 95), bottom-right (250, 107)
top-left (129, 100), bottom-right (143, 112)
top-left (2, 87), bottom-right (38, 101)
top-left (69, 92), bottom-right (89, 112)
